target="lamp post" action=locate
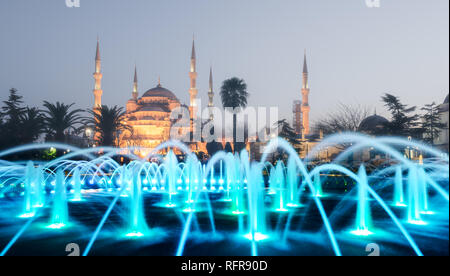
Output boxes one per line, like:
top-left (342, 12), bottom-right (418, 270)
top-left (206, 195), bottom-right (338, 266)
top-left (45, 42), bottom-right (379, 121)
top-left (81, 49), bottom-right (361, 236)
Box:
top-left (85, 127), bottom-right (93, 148)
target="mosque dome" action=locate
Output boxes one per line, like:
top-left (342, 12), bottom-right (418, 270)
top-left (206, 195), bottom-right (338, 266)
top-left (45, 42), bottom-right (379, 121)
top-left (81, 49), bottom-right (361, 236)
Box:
top-left (359, 114), bottom-right (389, 133)
top-left (142, 84), bottom-right (179, 102)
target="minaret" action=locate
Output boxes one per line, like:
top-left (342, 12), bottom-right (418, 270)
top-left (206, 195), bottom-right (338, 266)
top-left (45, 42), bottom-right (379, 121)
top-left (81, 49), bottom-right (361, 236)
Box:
top-left (189, 37), bottom-right (198, 132)
top-left (301, 50), bottom-right (311, 135)
top-left (93, 38), bottom-right (103, 111)
top-left (208, 66), bottom-right (214, 120)
top-left (132, 65), bottom-right (138, 100)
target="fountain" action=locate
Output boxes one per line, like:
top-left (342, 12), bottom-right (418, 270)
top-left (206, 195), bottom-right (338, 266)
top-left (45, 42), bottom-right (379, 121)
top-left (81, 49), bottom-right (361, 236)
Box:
top-left (0, 134), bottom-right (447, 256)
top-left (48, 170), bottom-right (68, 229)
top-left (351, 165), bottom-right (373, 236)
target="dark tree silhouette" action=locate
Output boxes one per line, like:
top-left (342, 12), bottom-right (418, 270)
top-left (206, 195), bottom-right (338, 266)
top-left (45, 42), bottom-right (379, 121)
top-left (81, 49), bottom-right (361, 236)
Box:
top-left (0, 88), bottom-right (26, 149)
top-left (42, 101), bottom-right (83, 143)
top-left (220, 77), bottom-right (249, 152)
top-left (20, 107), bottom-right (45, 144)
top-left (421, 102), bottom-right (446, 144)
top-left (224, 142), bottom-right (233, 153)
top-left (276, 119), bottom-right (299, 145)
top-left (206, 140), bottom-right (224, 157)
top-left (381, 93), bottom-right (422, 138)
top-left (86, 105), bottom-right (131, 147)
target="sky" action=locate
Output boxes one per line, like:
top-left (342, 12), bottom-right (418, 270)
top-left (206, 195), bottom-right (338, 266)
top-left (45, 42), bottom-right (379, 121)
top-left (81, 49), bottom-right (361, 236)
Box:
top-left (0, 0), bottom-right (448, 126)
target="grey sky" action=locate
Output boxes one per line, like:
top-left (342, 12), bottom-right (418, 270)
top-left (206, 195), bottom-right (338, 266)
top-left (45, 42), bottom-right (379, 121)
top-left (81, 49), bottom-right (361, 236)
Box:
top-left (0, 0), bottom-right (448, 125)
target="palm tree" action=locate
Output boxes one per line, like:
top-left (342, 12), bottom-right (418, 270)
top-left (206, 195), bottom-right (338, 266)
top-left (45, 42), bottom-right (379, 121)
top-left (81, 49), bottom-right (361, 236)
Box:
top-left (19, 107), bottom-right (45, 144)
top-left (220, 78), bottom-right (249, 152)
top-left (42, 101), bottom-right (83, 143)
top-left (86, 105), bottom-right (131, 147)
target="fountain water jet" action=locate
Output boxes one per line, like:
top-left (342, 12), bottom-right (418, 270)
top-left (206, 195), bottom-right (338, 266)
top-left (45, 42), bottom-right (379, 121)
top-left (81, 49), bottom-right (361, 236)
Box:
top-left (48, 170), bottom-right (68, 229)
top-left (394, 165), bottom-right (406, 207)
top-left (351, 165), bottom-right (373, 236)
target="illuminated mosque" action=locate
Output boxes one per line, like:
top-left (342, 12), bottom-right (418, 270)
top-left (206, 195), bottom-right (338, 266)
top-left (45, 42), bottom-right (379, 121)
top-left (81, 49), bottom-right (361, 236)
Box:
top-left (90, 37), bottom-right (322, 159)
top-left (91, 38), bottom-right (214, 154)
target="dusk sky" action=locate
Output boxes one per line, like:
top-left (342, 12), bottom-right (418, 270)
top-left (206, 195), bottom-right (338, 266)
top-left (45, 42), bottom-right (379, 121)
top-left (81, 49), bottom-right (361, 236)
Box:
top-left (0, 0), bottom-right (448, 125)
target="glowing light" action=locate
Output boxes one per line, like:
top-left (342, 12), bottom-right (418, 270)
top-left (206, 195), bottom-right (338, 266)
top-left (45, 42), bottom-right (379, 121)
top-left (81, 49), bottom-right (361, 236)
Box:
top-left (232, 210), bottom-right (244, 215)
top-left (165, 203), bottom-right (176, 208)
top-left (350, 229), bottom-right (374, 236)
top-left (286, 203), bottom-right (300, 208)
top-left (47, 223), bottom-right (66, 229)
top-left (18, 213), bottom-right (35, 218)
top-left (408, 219), bottom-right (427, 225)
top-left (244, 233), bottom-right (269, 242)
top-left (218, 179), bottom-right (224, 184)
top-left (275, 208), bottom-right (289, 212)
top-left (125, 232), bottom-right (144, 238)
top-left (420, 211), bottom-right (435, 215)
top-left (182, 207), bottom-right (196, 213)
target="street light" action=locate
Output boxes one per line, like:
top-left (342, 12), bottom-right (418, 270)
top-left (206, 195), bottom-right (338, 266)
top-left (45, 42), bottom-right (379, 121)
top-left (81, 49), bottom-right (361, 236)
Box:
top-left (85, 127), bottom-right (93, 147)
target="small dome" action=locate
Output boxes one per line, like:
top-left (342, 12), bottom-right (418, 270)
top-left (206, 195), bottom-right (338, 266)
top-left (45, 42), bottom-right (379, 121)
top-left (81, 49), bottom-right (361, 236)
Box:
top-left (359, 114), bottom-right (389, 133)
top-left (142, 84), bottom-right (179, 101)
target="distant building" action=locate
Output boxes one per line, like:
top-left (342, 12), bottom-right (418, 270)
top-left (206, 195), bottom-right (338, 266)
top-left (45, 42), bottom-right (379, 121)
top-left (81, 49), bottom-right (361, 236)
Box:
top-left (358, 113), bottom-right (389, 136)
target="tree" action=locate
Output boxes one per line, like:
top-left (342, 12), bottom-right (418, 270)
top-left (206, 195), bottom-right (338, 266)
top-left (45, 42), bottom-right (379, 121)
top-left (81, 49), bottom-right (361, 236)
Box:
top-left (206, 141), bottom-right (224, 157)
top-left (315, 103), bottom-right (371, 134)
top-left (86, 105), bottom-right (131, 147)
top-left (272, 119), bottom-right (301, 161)
top-left (381, 93), bottom-right (422, 137)
top-left (0, 88), bottom-right (26, 149)
top-left (421, 102), bottom-right (446, 144)
top-left (220, 78), bottom-right (249, 152)
top-left (19, 107), bottom-right (45, 144)
top-left (276, 119), bottom-right (299, 145)
top-left (42, 101), bottom-right (83, 143)
top-left (224, 142), bottom-right (233, 153)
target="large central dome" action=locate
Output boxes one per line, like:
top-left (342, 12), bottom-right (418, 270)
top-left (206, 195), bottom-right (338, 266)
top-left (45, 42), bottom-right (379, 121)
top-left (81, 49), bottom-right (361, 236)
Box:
top-left (142, 84), bottom-right (179, 101)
